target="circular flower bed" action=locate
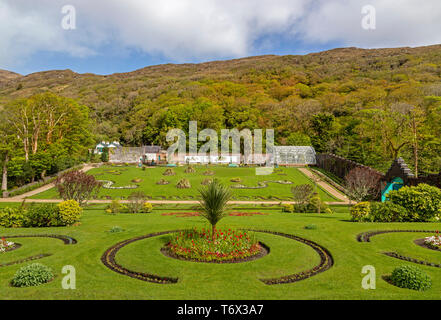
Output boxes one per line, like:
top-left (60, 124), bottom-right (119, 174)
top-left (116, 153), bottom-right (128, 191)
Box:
top-left (424, 231), bottom-right (441, 250)
top-left (0, 238), bottom-right (17, 253)
top-left (164, 228), bottom-right (264, 263)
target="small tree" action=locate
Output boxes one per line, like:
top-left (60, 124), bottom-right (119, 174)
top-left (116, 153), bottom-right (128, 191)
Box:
top-left (55, 170), bottom-right (102, 206)
top-left (127, 191), bottom-right (148, 213)
top-left (101, 147), bottom-right (109, 163)
top-left (291, 184), bottom-right (314, 205)
top-left (198, 179), bottom-right (231, 241)
top-left (344, 167), bottom-right (380, 202)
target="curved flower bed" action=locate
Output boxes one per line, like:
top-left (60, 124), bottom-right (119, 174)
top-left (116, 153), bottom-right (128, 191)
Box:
top-left (356, 229), bottom-right (438, 243)
top-left (1, 237), bottom-right (18, 252)
top-left (164, 228), bottom-right (263, 263)
top-left (357, 229), bottom-right (441, 269)
top-left (231, 180), bottom-right (293, 189)
top-left (0, 234), bottom-right (77, 268)
top-left (251, 230), bottom-right (334, 285)
top-left (101, 229), bottom-right (333, 285)
top-left (0, 254), bottom-right (52, 268)
top-left (99, 180), bottom-right (138, 190)
top-left (0, 234), bottom-right (77, 245)
top-left (101, 230), bottom-right (180, 284)
top-left (422, 232), bottom-right (441, 250)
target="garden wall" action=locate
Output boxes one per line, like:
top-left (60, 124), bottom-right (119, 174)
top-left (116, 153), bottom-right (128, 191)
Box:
top-left (316, 153), bottom-right (441, 189)
top-left (315, 154), bottom-right (384, 182)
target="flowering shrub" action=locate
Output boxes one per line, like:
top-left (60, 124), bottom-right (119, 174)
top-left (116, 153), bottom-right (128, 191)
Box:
top-left (167, 228), bottom-right (260, 262)
top-left (57, 200), bottom-right (82, 225)
top-left (424, 231), bottom-right (441, 249)
top-left (0, 237), bottom-right (15, 253)
top-left (228, 212), bottom-right (268, 216)
top-left (162, 212), bottom-right (200, 217)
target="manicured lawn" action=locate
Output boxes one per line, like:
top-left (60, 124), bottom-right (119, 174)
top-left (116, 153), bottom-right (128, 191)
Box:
top-left (31, 165), bottom-right (340, 201)
top-left (1, 203), bottom-right (441, 300)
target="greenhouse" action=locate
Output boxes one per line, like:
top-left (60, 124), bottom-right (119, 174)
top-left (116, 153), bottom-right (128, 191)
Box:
top-left (274, 146), bottom-right (317, 165)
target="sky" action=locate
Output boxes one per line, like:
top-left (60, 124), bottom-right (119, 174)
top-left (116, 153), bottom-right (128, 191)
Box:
top-left (2, 0), bottom-right (441, 75)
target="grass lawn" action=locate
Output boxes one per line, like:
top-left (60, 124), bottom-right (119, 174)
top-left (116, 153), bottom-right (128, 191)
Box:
top-left (1, 203), bottom-right (441, 300)
top-left (30, 165), bottom-right (339, 202)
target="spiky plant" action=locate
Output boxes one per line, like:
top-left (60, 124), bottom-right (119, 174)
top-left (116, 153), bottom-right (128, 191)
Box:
top-left (198, 179), bottom-right (231, 240)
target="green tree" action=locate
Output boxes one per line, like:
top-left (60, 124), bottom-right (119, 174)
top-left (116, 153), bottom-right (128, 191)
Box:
top-left (198, 179), bottom-right (231, 241)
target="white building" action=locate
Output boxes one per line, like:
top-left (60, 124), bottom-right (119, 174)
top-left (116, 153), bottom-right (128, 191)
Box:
top-left (94, 141), bottom-right (121, 154)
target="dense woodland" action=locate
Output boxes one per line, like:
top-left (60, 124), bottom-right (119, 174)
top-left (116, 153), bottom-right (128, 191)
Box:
top-left (1, 45), bottom-right (441, 189)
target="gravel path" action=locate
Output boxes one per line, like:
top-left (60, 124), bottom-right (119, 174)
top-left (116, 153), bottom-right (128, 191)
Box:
top-left (297, 167), bottom-right (350, 204)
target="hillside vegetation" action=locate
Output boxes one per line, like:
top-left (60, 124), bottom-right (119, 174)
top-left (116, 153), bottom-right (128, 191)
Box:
top-left (1, 45), bottom-right (441, 174)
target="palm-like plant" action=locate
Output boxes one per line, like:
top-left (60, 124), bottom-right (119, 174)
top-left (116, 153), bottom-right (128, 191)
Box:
top-left (198, 179), bottom-right (232, 240)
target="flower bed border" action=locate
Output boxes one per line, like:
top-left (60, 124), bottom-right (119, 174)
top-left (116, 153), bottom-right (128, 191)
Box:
top-left (0, 254), bottom-right (52, 268)
top-left (160, 241), bottom-right (270, 264)
top-left (101, 230), bottom-right (181, 285)
top-left (357, 230), bottom-right (441, 268)
top-left (414, 238), bottom-right (441, 252)
top-left (249, 230), bottom-right (334, 285)
top-left (231, 180), bottom-right (293, 189)
top-left (2, 243), bottom-right (22, 253)
top-left (0, 234), bottom-right (78, 245)
top-left (357, 230), bottom-right (438, 243)
top-left (101, 229), bottom-right (333, 285)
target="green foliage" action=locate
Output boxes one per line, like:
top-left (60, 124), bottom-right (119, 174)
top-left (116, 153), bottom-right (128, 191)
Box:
top-left (350, 202), bottom-right (371, 222)
top-left (387, 184), bottom-right (441, 222)
top-left (282, 204), bottom-right (294, 213)
top-left (369, 202), bottom-right (410, 222)
top-left (106, 200), bottom-right (123, 214)
top-left (198, 179), bottom-right (232, 239)
top-left (307, 193), bottom-right (331, 213)
top-left (0, 207), bottom-right (27, 228)
top-left (304, 224), bottom-right (318, 230)
top-left (100, 147), bottom-right (109, 162)
top-left (108, 226), bottom-right (125, 233)
top-left (390, 265), bottom-right (432, 291)
top-left (11, 263), bottom-right (54, 287)
top-left (56, 200), bottom-right (82, 225)
top-left (126, 191), bottom-right (148, 213)
top-left (142, 202), bottom-right (153, 213)
top-left (26, 203), bottom-right (59, 227)
top-left (286, 132), bottom-right (312, 146)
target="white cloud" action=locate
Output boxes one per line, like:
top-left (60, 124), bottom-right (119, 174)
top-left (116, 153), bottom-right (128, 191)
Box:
top-left (1, 0), bottom-right (441, 71)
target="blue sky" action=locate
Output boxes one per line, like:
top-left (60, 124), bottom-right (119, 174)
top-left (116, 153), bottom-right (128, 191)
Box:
top-left (2, 0), bottom-right (441, 75)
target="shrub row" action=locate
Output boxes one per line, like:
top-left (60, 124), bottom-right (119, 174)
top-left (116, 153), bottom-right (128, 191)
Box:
top-left (351, 184), bottom-right (441, 222)
top-left (0, 200), bottom-right (82, 228)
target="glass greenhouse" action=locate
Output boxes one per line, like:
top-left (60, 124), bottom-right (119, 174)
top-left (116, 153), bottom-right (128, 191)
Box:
top-left (273, 146), bottom-right (317, 165)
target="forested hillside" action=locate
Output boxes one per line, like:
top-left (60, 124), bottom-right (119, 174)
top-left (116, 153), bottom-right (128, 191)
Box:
top-left (1, 45), bottom-right (441, 175)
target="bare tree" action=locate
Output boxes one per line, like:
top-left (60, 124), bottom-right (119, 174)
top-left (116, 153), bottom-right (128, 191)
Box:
top-left (344, 167), bottom-right (380, 202)
top-left (291, 184), bottom-right (314, 205)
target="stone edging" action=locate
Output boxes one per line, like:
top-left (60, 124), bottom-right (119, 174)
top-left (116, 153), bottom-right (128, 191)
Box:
top-left (0, 254), bottom-right (52, 267)
top-left (0, 234), bottom-right (78, 245)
